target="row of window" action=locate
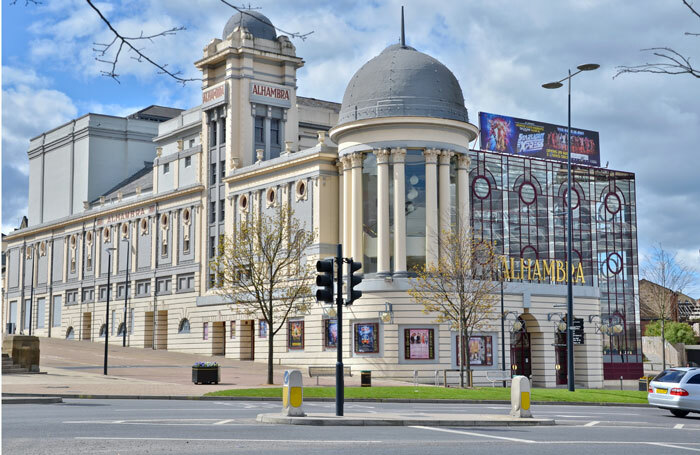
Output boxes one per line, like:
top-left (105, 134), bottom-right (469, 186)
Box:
top-left (61, 273), bottom-right (196, 304)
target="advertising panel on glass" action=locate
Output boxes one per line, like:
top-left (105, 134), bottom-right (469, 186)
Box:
top-left (354, 322), bottom-right (379, 354)
top-left (479, 112), bottom-right (601, 167)
top-left (404, 328), bottom-right (435, 360)
top-left (324, 319), bottom-right (338, 348)
top-left (456, 335), bottom-right (493, 366)
top-left (288, 320), bottom-right (304, 349)
top-left (259, 320), bottom-right (268, 338)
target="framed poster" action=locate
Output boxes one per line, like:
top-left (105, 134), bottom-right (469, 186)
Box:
top-left (259, 320), bottom-right (268, 338)
top-left (456, 335), bottom-right (493, 366)
top-left (404, 328), bottom-right (435, 360)
top-left (324, 319), bottom-right (338, 348)
top-left (288, 320), bottom-right (304, 349)
top-left (354, 322), bottom-right (379, 354)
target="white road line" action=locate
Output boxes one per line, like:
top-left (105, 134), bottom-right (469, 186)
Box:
top-left (675, 424), bottom-right (685, 429)
top-left (647, 442), bottom-right (700, 452)
top-left (75, 437), bottom-right (382, 443)
top-left (213, 419), bottom-right (234, 425)
top-left (410, 426), bottom-right (535, 443)
top-left (584, 421), bottom-right (600, 427)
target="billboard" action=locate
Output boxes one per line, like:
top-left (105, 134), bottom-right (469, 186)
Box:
top-left (479, 112), bottom-right (600, 166)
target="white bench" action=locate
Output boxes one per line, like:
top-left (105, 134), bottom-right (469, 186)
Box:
top-left (486, 370), bottom-right (512, 387)
top-left (308, 366), bottom-right (352, 385)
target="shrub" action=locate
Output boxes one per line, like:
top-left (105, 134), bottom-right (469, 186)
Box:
top-left (645, 320), bottom-right (695, 344)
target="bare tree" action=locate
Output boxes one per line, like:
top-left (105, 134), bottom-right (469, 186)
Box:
top-left (640, 245), bottom-right (697, 369)
top-left (407, 227), bottom-right (502, 388)
top-left (615, 1), bottom-right (700, 79)
top-left (210, 204), bottom-right (314, 385)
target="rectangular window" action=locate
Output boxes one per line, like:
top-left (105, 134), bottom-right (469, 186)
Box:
top-left (210, 163), bottom-right (217, 185)
top-left (99, 285), bottom-right (108, 301)
top-left (255, 116), bottom-right (265, 144)
top-left (183, 237), bottom-right (191, 254)
top-left (155, 277), bottom-right (171, 295)
top-left (324, 319), bottom-right (338, 349)
top-left (163, 163), bottom-right (170, 174)
top-left (220, 160), bottom-right (225, 179)
top-left (259, 320), bottom-right (268, 338)
top-left (203, 322), bottom-right (209, 340)
top-left (52, 295), bottom-right (62, 327)
top-left (82, 288), bottom-right (94, 303)
top-left (117, 283), bottom-right (131, 299)
top-left (210, 201), bottom-right (216, 224)
top-left (230, 321), bottom-right (236, 339)
top-left (288, 320), bottom-right (304, 350)
top-left (354, 322), bottom-right (379, 354)
top-left (177, 273), bottom-right (195, 292)
top-left (36, 298), bottom-right (45, 329)
top-left (189, 139), bottom-right (195, 148)
top-left (184, 156), bottom-right (192, 167)
top-left (456, 335), bottom-right (493, 367)
top-left (221, 120), bottom-right (226, 143)
top-left (219, 199), bottom-right (225, 222)
top-left (66, 290), bottom-right (79, 305)
top-left (86, 254), bottom-right (92, 270)
top-left (209, 273), bottom-right (216, 288)
top-left (136, 279), bottom-right (151, 297)
top-left (270, 119), bottom-right (280, 145)
top-left (404, 328), bottom-right (435, 360)
top-left (210, 122), bottom-right (217, 145)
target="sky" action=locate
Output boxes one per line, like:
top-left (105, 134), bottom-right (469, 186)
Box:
top-left (2, 0), bottom-right (699, 294)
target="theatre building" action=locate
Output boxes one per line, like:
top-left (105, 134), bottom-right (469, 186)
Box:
top-left (2, 10), bottom-right (642, 387)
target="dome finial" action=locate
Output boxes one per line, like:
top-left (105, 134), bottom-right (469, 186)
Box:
top-left (400, 6), bottom-right (406, 47)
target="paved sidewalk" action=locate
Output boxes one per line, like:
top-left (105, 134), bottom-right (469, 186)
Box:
top-left (1, 337), bottom-right (405, 397)
top-left (257, 412), bottom-right (555, 426)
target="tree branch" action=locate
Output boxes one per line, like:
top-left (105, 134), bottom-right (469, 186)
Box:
top-left (219, 0), bottom-right (314, 40)
top-left (86, 0), bottom-right (199, 85)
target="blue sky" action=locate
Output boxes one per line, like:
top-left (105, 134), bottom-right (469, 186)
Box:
top-left (2, 0), bottom-right (700, 293)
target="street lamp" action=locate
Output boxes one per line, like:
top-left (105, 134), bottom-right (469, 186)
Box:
top-left (104, 247), bottom-right (116, 375)
top-left (542, 63), bottom-right (599, 392)
top-left (122, 237), bottom-right (130, 347)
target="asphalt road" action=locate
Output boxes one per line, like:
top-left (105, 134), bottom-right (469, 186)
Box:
top-left (3, 399), bottom-right (700, 454)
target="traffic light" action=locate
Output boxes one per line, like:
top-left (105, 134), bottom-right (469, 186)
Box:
top-left (315, 258), bottom-right (334, 303)
top-left (347, 260), bottom-right (362, 305)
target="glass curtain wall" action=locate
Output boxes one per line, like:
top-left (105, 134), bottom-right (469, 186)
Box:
top-left (405, 150), bottom-right (426, 271)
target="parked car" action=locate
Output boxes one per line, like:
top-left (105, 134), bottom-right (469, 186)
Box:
top-left (648, 367), bottom-right (700, 417)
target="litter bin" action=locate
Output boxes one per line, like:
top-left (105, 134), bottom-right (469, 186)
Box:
top-left (639, 376), bottom-right (652, 391)
top-left (361, 370), bottom-right (371, 387)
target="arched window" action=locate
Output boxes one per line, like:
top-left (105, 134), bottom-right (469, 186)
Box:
top-left (178, 318), bottom-right (191, 334)
top-left (66, 327), bottom-right (74, 340)
top-left (99, 324), bottom-right (107, 338)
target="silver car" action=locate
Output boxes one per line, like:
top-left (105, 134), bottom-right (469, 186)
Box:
top-left (648, 367), bottom-right (700, 417)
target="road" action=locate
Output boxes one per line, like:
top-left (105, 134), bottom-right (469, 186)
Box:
top-left (3, 399), bottom-right (700, 454)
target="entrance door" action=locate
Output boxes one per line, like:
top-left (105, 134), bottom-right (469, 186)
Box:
top-left (212, 321), bottom-right (225, 356)
top-left (239, 320), bottom-right (254, 360)
top-left (144, 311), bottom-right (154, 348)
top-left (155, 311), bottom-right (168, 350)
top-left (555, 332), bottom-right (568, 385)
top-left (82, 312), bottom-right (92, 341)
top-left (510, 330), bottom-right (531, 377)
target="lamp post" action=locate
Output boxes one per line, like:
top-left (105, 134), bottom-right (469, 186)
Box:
top-left (104, 247), bottom-right (116, 375)
top-left (500, 277), bottom-right (506, 388)
top-left (28, 244), bottom-right (35, 336)
top-left (542, 63), bottom-right (599, 392)
top-left (122, 237), bottom-right (130, 347)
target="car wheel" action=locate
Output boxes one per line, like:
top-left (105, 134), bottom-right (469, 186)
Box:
top-left (670, 410), bottom-right (689, 418)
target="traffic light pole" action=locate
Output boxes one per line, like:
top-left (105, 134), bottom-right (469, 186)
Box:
top-left (335, 243), bottom-right (344, 417)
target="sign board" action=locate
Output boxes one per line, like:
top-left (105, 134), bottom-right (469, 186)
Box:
top-left (250, 80), bottom-right (292, 108)
top-left (96, 205), bottom-right (156, 226)
top-left (572, 318), bottom-right (585, 345)
top-left (479, 111), bottom-right (601, 167)
top-left (202, 82), bottom-right (227, 110)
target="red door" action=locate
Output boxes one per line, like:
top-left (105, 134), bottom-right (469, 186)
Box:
top-left (555, 332), bottom-right (568, 385)
top-left (510, 330), bottom-right (531, 377)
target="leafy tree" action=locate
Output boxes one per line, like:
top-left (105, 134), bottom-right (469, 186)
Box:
top-left (211, 204), bottom-right (314, 384)
top-left (408, 227), bottom-right (502, 388)
top-left (645, 320), bottom-right (696, 345)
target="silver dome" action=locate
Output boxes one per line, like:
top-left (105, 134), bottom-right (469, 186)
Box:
top-left (338, 44), bottom-right (469, 126)
top-left (222, 11), bottom-right (277, 41)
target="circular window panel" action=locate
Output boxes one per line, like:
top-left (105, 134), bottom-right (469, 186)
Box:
top-left (604, 192), bottom-right (621, 215)
top-left (473, 176), bottom-right (491, 200)
top-left (563, 188), bottom-right (580, 210)
top-left (519, 182), bottom-right (536, 205)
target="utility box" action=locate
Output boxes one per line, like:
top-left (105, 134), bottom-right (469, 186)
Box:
top-left (510, 375), bottom-right (532, 418)
top-left (361, 370), bottom-right (371, 387)
top-left (282, 369), bottom-right (305, 417)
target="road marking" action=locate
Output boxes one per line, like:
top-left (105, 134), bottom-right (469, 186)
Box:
top-left (410, 426), bottom-right (535, 443)
top-left (647, 442), bottom-right (700, 452)
top-left (75, 437), bottom-right (382, 444)
top-left (214, 419), bottom-right (234, 425)
top-left (675, 424), bottom-right (685, 429)
top-left (555, 415), bottom-right (591, 418)
top-left (584, 421), bottom-right (600, 426)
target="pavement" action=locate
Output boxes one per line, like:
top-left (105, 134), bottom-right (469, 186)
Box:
top-left (257, 412), bottom-right (554, 426)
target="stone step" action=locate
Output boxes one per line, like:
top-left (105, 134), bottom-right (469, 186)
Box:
top-left (2, 365), bottom-right (29, 374)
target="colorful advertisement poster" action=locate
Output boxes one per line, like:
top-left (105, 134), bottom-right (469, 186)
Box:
top-left (479, 112), bottom-right (600, 167)
top-left (259, 320), bottom-right (268, 338)
top-left (456, 335), bottom-right (493, 366)
top-left (325, 319), bottom-right (338, 348)
top-left (288, 320), bottom-right (304, 349)
top-left (354, 323), bottom-right (379, 353)
top-left (404, 328), bottom-right (435, 360)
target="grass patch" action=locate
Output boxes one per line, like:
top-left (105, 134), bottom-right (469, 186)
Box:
top-left (205, 386), bottom-right (648, 404)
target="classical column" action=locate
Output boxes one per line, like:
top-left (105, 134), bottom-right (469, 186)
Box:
top-left (424, 148), bottom-right (439, 266)
top-left (456, 154), bottom-right (471, 231)
top-left (438, 150), bottom-right (454, 243)
top-left (350, 152), bottom-right (364, 270)
top-left (392, 148), bottom-right (407, 276)
top-left (375, 148), bottom-right (391, 276)
top-left (336, 160), bottom-right (344, 245)
top-left (341, 155), bottom-right (352, 255)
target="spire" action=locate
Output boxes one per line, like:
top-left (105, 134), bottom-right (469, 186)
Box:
top-left (401, 6), bottom-right (406, 47)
